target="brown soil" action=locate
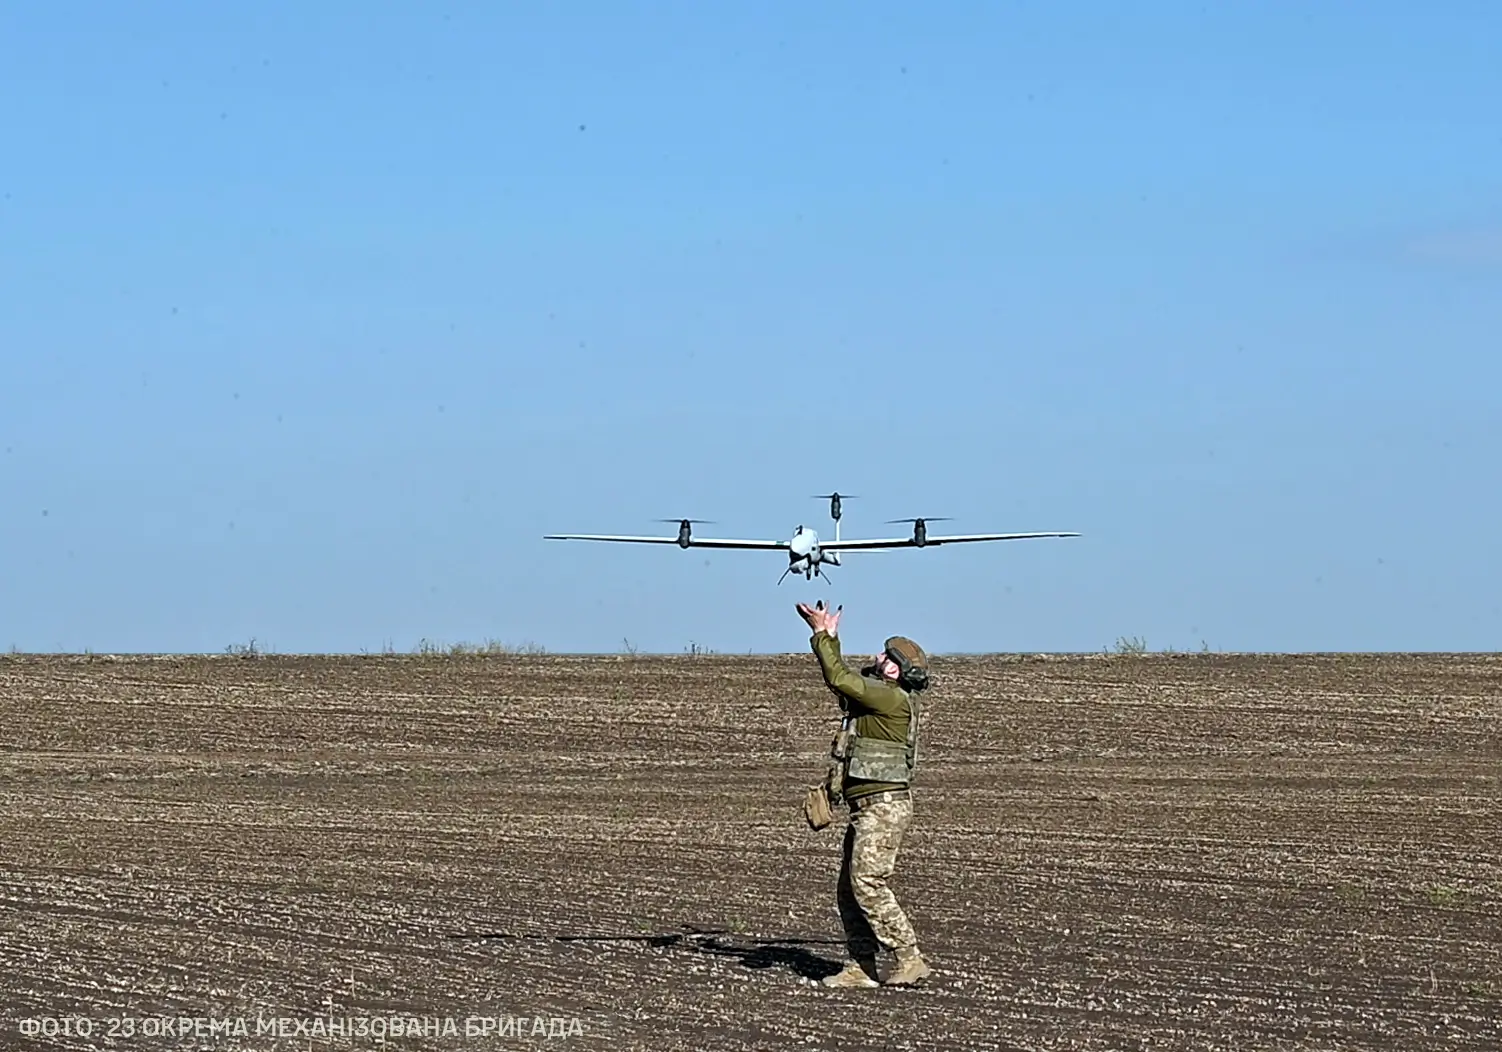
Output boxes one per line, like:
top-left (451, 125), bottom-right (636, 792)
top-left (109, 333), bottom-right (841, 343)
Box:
top-left (1, 651), bottom-right (1498, 1050)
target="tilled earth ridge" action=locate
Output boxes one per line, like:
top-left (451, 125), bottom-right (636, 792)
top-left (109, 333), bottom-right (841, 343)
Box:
top-left (0, 651), bottom-right (1498, 1051)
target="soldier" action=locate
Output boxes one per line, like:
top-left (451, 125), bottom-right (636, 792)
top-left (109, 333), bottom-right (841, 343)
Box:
top-left (795, 599), bottom-right (933, 989)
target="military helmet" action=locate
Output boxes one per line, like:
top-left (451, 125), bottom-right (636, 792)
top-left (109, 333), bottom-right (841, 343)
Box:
top-left (884, 636), bottom-right (930, 690)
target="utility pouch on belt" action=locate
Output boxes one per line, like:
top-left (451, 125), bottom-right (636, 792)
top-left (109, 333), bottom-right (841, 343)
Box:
top-left (803, 782), bottom-right (834, 831)
top-left (805, 711), bottom-right (851, 831)
top-left (830, 727), bottom-right (853, 761)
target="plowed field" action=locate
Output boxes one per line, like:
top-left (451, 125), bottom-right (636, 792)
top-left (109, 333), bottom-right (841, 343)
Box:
top-left (1, 651), bottom-right (1498, 1051)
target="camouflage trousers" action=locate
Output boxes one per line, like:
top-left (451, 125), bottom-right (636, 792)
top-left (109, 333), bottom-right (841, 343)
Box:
top-left (837, 795), bottom-right (917, 959)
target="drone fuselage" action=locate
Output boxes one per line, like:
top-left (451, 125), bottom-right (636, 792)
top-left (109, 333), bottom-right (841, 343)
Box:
top-left (786, 525), bottom-right (840, 579)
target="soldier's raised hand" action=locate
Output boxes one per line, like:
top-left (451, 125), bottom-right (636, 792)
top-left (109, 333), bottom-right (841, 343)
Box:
top-left (796, 599), bottom-right (842, 636)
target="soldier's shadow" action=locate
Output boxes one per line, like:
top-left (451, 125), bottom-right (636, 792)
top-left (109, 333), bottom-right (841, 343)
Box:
top-left (683, 929), bottom-right (845, 981)
top-left (460, 925), bottom-right (845, 982)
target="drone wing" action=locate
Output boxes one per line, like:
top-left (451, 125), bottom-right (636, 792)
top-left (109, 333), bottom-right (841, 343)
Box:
top-left (544, 533), bottom-right (789, 550)
top-left (821, 531), bottom-right (1081, 551)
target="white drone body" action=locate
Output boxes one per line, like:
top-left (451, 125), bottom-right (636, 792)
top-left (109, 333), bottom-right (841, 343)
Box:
top-left (545, 493), bottom-right (1080, 584)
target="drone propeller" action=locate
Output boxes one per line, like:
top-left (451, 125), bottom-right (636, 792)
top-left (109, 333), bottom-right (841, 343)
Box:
top-left (655, 518), bottom-right (716, 524)
top-left (886, 517), bottom-right (952, 524)
top-left (812, 493), bottom-right (857, 524)
top-left (886, 516), bottom-right (950, 547)
top-left (653, 518), bottom-right (716, 549)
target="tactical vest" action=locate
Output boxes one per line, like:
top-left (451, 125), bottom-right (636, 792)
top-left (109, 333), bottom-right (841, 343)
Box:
top-left (836, 688), bottom-right (922, 785)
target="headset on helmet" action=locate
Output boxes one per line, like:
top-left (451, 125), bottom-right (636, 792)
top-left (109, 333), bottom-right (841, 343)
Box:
top-left (884, 637), bottom-right (931, 692)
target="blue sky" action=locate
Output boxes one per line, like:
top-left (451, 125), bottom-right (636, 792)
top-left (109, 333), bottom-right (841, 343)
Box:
top-left (2, 2), bottom-right (1499, 654)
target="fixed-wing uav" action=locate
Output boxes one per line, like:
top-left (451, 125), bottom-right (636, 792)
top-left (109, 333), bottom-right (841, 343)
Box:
top-left (544, 492), bottom-right (1080, 583)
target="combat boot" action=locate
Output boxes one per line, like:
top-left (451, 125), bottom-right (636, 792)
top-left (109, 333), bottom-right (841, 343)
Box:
top-left (884, 948), bottom-right (932, 986)
top-left (820, 958), bottom-right (879, 988)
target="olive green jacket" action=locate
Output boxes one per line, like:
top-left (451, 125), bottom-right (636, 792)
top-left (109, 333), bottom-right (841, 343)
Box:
top-left (809, 630), bottom-right (914, 800)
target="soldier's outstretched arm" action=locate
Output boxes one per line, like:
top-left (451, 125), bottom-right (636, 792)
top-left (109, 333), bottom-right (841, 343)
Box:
top-left (809, 631), bottom-right (905, 716)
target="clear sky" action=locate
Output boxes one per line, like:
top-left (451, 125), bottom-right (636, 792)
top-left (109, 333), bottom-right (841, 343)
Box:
top-left (2, 3), bottom-right (1499, 655)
